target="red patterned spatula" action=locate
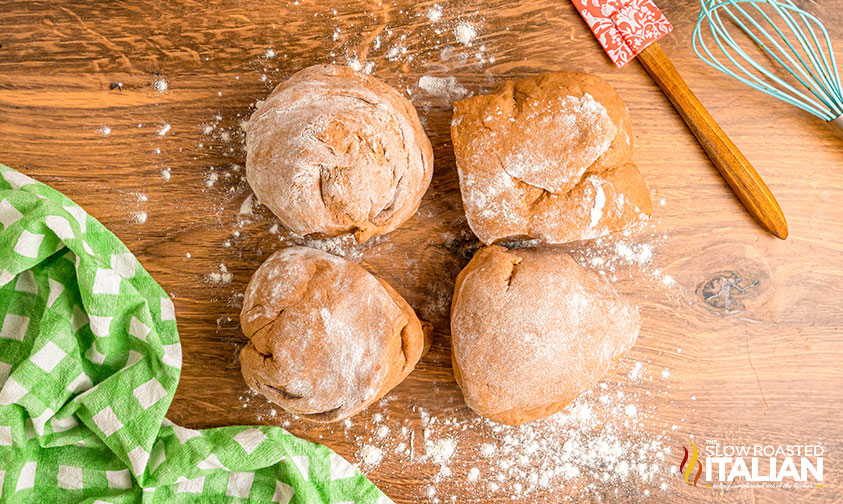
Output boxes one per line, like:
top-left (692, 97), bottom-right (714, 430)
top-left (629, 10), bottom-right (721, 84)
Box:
top-left (570, 0), bottom-right (788, 239)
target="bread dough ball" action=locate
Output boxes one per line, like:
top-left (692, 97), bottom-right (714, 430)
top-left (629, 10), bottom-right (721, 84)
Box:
top-left (450, 71), bottom-right (652, 245)
top-left (450, 246), bottom-right (640, 425)
top-left (239, 246), bottom-right (430, 423)
top-left (245, 64), bottom-right (434, 242)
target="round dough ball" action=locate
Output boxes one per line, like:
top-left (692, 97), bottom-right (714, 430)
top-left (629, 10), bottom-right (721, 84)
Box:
top-left (450, 246), bottom-right (641, 425)
top-left (245, 64), bottom-right (434, 242)
top-left (239, 246), bottom-right (430, 423)
top-left (451, 71), bottom-right (652, 245)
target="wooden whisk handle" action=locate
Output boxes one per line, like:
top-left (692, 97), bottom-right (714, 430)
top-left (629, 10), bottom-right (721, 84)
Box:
top-left (637, 41), bottom-right (789, 240)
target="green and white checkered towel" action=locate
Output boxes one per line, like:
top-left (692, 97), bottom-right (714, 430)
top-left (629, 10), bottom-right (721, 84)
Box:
top-left (0, 164), bottom-right (390, 503)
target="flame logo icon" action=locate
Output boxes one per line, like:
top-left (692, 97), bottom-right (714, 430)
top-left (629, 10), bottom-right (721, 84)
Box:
top-left (680, 440), bottom-right (703, 486)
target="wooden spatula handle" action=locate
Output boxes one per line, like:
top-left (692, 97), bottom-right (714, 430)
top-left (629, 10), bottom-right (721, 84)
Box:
top-left (637, 41), bottom-right (788, 239)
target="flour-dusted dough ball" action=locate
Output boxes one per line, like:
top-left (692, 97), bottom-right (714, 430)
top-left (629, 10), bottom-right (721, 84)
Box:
top-left (451, 71), bottom-right (652, 245)
top-left (245, 64), bottom-right (434, 242)
top-left (450, 246), bottom-right (641, 425)
top-left (239, 246), bottom-right (430, 423)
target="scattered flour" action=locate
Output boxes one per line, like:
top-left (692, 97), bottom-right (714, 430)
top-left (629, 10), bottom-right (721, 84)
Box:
top-left (207, 264), bottom-right (233, 284)
top-left (426, 4), bottom-right (443, 22)
top-left (425, 438), bottom-right (457, 464)
top-left (133, 211), bottom-right (147, 224)
top-left (152, 76), bottom-right (168, 93)
top-left (557, 216), bottom-right (676, 291)
top-left (205, 172), bottom-right (219, 188)
top-left (628, 361), bottom-right (644, 381)
top-left (360, 445), bottom-right (384, 466)
top-left (615, 242), bottom-right (653, 265)
top-left (238, 194), bottom-right (256, 216)
top-left (288, 358), bottom-right (678, 501)
top-left (417, 75), bottom-right (467, 101)
top-left (98, 125), bottom-right (111, 137)
top-left (157, 123), bottom-right (171, 136)
top-left (385, 45), bottom-right (407, 61)
top-left (454, 22), bottom-right (477, 46)
top-left (292, 234), bottom-right (371, 261)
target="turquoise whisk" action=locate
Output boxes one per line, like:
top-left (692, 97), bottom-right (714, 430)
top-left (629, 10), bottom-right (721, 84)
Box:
top-left (693, 0), bottom-right (843, 133)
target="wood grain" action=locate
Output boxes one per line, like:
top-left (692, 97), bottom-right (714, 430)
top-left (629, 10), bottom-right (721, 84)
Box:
top-left (1, 1), bottom-right (842, 502)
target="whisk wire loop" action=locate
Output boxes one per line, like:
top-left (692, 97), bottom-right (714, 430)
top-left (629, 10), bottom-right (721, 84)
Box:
top-left (694, 0), bottom-right (843, 122)
top-left (765, 1), bottom-right (840, 108)
top-left (735, 1), bottom-right (834, 113)
top-left (699, 2), bottom-right (826, 117)
top-left (787, 1), bottom-right (843, 103)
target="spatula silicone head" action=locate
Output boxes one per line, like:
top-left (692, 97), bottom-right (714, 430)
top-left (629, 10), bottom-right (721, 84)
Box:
top-left (570, 0), bottom-right (673, 67)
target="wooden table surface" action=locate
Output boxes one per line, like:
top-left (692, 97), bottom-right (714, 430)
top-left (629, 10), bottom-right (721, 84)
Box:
top-left (2, 1), bottom-right (842, 502)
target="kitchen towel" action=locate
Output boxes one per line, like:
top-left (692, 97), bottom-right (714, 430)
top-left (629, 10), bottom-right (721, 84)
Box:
top-left (0, 164), bottom-right (390, 503)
